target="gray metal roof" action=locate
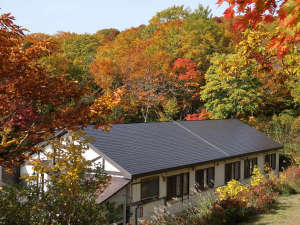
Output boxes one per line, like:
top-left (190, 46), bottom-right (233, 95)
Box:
top-left (85, 119), bottom-right (282, 177)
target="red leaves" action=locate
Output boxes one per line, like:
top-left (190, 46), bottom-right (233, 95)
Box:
top-left (217, 0), bottom-right (300, 57)
top-left (224, 6), bottom-right (235, 18)
top-left (263, 15), bottom-right (275, 23)
top-left (185, 109), bottom-right (210, 121)
top-left (173, 58), bottom-right (201, 81)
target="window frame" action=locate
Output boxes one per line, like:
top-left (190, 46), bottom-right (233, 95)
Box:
top-left (140, 176), bottom-right (159, 201)
top-left (244, 157), bottom-right (258, 179)
top-left (265, 153), bottom-right (276, 170)
top-left (225, 161), bottom-right (241, 183)
top-left (166, 172), bottom-right (189, 201)
top-left (195, 167), bottom-right (215, 190)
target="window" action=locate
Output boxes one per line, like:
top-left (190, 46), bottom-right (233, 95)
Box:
top-left (225, 161), bottom-right (240, 183)
top-left (141, 177), bottom-right (159, 200)
top-left (207, 167), bottom-right (215, 188)
top-left (195, 167), bottom-right (215, 190)
top-left (167, 173), bottom-right (189, 200)
top-left (195, 169), bottom-right (204, 190)
top-left (265, 153), bottom-right (276, 170)
top-left (244, 158), bottom-right (257, 179)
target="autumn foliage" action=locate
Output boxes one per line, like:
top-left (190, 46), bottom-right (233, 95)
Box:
top-left (0, 14), bottom-right (119, 167)
top-left (217, 0), bottom-right (300, 56)
top-left (1, 2), bottom-right (300, 167)
top-left (185, 109), bottom-right (210, 121)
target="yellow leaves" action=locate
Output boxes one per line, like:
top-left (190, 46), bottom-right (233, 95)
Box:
top-left (217, 167), bottom-right (269, 203)
top-left (24, 131), bottom-right (94, 191)
top-left (250, 167), bottom-right (266, 187)
top-left (216, 179), bottom-right (248, 202)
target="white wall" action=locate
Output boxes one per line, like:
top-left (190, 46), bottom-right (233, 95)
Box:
top-left (19, 144), bottom-right (127, 186)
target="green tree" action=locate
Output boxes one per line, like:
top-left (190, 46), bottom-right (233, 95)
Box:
top-left (201, 53), bottom-right (262, 119)
top-left (149, 5), bottom-right (190, 25)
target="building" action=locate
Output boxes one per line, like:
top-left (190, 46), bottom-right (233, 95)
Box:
top-left (0, 119), bottom-right (282, 224)
top-left (85, 119), bottom-right (282, 224)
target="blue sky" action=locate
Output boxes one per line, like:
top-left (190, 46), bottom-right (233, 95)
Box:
top-left (1, 0), bottom-right (228, 34)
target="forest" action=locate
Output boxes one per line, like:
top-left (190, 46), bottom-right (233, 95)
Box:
top-left (0, 0), bottom-right (300, 224)
top-left (0, 1), bottom-right (300, 171)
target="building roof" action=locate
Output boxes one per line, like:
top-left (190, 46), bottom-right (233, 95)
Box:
top-left (85, 119), bottom-right (282, 177)
top-left (96, 177), bottom-right (130, 204)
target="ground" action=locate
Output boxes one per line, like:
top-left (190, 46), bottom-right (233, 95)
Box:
top-left (240, 194), bottom-right (300, 225)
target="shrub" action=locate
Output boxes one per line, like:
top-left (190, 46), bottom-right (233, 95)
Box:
top-left (216, 179), bottom-right (248, 203)
top-left (146, 167), bottom-right (300, 225)
top-left (0, 131), bottom-right (122, 225)
top-left (272, 166), bottom-right (300, 194)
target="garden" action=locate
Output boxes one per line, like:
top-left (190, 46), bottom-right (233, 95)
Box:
top-left (144, 166), bottom-right (300, 225)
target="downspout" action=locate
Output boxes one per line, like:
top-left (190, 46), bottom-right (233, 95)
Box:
top-left (123, 188), bottom-right (127, 225)
top-left (135, 207), bottom-right (138, 225)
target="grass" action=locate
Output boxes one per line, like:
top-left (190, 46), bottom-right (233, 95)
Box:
top-left (239, 193), bottom-right (300, 225)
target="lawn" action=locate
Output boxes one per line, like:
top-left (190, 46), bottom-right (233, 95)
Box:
top-left (239, 194), bottom-right (300, 225)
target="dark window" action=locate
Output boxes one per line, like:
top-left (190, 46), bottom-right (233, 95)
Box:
top-left (195, 169), bottom-right (204, 190)
top-left (141, 177), bottom-right (159, 200)
top-left (207, 167), bottom-right (215, 188)
top-left (225, 161), bottom-right (240, 183)
top-left (195, 167), bottom-right (215, 190)
top-left (244, 158), bottom-right (258, 179)
top-left (167, 173), bottom-right (189, 200)
top-left (265, 153), bottom-right (276, 170)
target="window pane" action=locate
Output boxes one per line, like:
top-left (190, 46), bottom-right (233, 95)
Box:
top-left (225, 163), bottom-right (232, 183)
top-left (167, 173), bottom-right (189, 200)
top-left (195, 169), bottom-right (204, 190)
top-left (265, 154), bottom-right (276, 170)
top-left (206, 167), bottom-right (215, 188)
top-left (245, 158), bottom-right (257, 179)
top-left (244, 159), bottom-right (250, 179)
top-left (238, 162), bottom-right (241, 179)
top-left (265, 155), bottom-right (270, 167)
top-left (183, 173), bottom-right (189, 195)
top-left (271, 154), bottom-right (276, 170)
top-left (141, 177), bottom-right (159, 200)
top-left (176, 175), bottom-right (181, 196)
top-left (167, 176), bottom-right (176, 200)
top-left (232, 162), bottom-right (241, 180)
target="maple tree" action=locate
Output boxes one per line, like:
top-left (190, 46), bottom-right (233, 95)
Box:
top-left (217, 0), bottom-right (300, 57)
top-left (185, 109), bottom-right (210, 120)
top-left (0, 13), bottom-right (119, 168)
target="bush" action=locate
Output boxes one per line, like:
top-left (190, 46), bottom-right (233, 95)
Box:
top-left (0, 131), bottom-right (122, 225)
top-left (146, 167), bottom-right (300, 225)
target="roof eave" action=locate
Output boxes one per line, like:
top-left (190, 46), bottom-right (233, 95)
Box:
top-left (131, 146), bottom-right (283, 179)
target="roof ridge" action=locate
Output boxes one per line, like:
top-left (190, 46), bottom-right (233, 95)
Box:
top-left (172, 121), bottom-right (230, 157)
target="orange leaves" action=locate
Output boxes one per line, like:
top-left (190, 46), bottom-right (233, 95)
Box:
top-left (217, 0), bottom-right (300, 57)
top-left (0, 13), bottom-right (117, 168)
top-left (224, 6), bottom-right (235, 19)
top-left (185, 109), bottom-right (210, 120)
